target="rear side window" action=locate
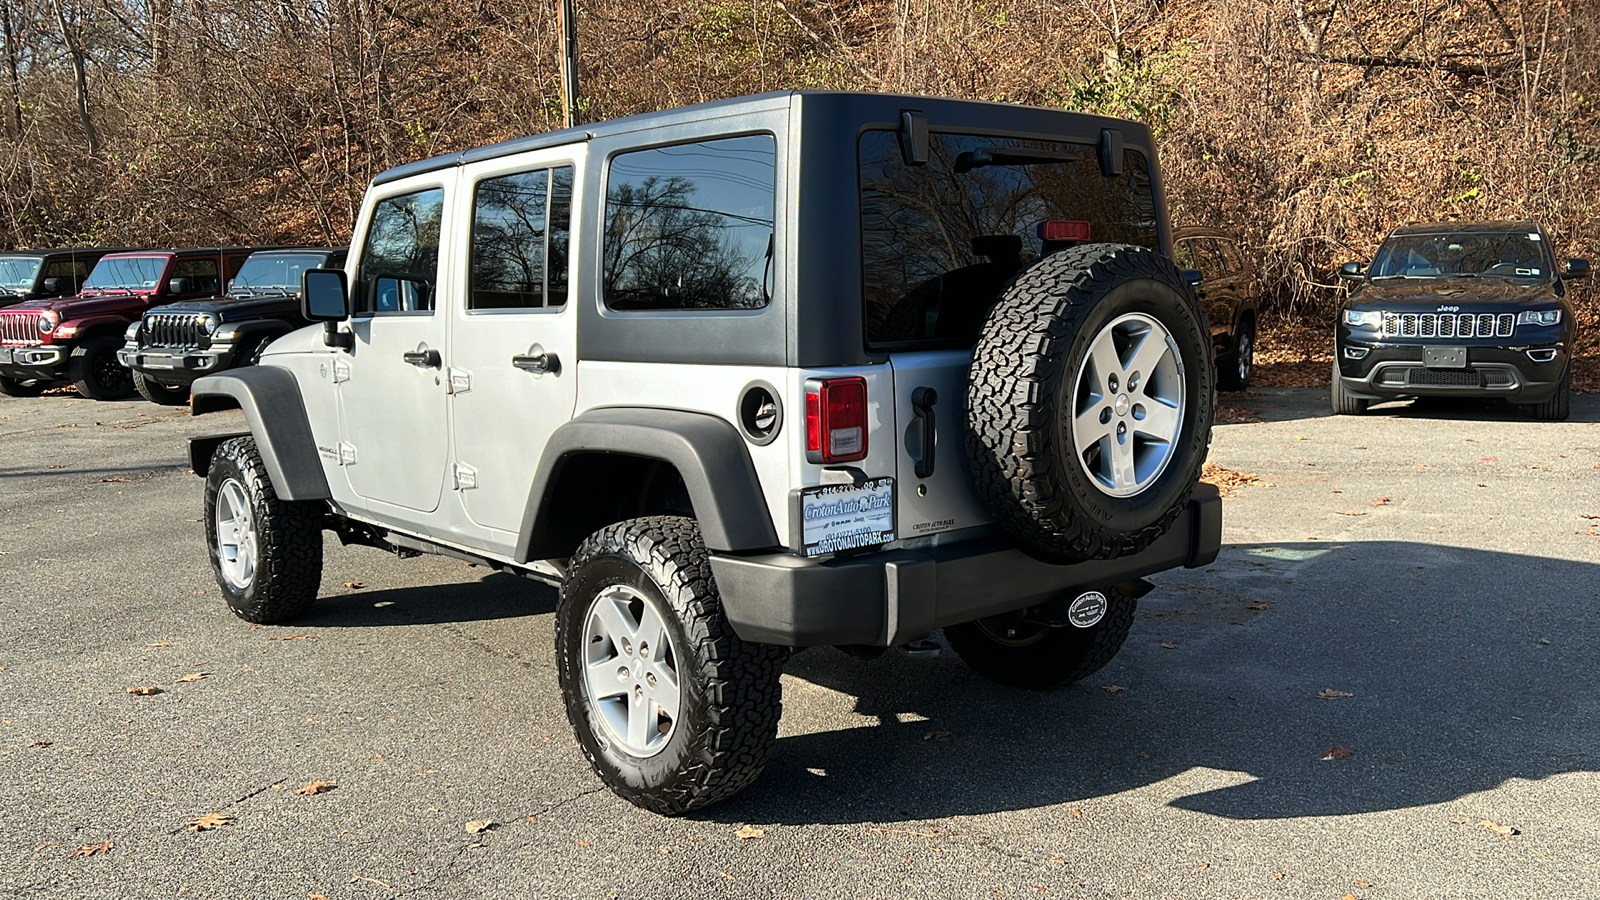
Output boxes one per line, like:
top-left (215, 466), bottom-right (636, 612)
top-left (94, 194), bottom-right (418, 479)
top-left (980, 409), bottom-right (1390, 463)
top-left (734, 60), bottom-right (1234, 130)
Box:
top-left (44, 259), bottom-right (88, 280)
top-left (469, 165), bottom-right (575, 310)
top-left (356, 187), bottom-right (445, 314)
top-left (602, 135), bottom-right (775, 311)
top-left (860, 131), bottom-right (1158, 347)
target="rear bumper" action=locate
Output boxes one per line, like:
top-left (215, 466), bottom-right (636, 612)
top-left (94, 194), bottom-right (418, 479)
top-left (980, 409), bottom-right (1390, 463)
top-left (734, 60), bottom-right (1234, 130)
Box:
top-left (710, 484), bottom-right (1223, 647)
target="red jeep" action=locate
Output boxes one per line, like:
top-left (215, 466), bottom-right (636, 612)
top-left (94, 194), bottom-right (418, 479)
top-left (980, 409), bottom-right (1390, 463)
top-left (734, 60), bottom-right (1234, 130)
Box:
top-left (0, 248), bottom-right (259, 399)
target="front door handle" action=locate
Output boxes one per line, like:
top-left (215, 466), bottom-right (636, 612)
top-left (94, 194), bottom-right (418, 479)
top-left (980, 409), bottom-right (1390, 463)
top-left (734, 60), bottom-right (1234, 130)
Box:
top-left (512, 343), bottom-right (560, 376)
top-left (403, 347), bottom-right (441, 369)
top-left (911, 386), bottom-right (937, 479)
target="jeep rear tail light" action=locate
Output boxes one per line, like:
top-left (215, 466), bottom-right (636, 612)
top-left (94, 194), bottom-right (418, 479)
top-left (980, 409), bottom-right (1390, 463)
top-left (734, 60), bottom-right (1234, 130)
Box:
top-left (804, 377), bottom-right (868, 464)
top-left (1039, 219), bottom-right (1091, 242)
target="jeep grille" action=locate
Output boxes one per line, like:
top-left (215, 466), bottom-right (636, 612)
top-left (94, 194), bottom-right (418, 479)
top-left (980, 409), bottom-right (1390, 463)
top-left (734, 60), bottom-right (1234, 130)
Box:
top-left (143, 312), bottom-right (206, 348)
top-left (1382, 312), bottom-right (1515, 340)
top-left (0, 312), bottom-right (43, 345)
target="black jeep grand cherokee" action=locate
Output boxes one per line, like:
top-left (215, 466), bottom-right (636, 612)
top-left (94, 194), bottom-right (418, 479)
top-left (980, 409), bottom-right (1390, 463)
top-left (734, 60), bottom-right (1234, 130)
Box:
top-left (1333, 221), bottom-right (1588, 420)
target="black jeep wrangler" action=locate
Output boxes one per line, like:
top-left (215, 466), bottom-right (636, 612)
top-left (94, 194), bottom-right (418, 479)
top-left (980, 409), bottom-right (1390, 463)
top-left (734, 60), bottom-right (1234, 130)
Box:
top-left (119, 247), bottom-right (347, 404)
top-left (1334, 221), bottom-right (1588, 419)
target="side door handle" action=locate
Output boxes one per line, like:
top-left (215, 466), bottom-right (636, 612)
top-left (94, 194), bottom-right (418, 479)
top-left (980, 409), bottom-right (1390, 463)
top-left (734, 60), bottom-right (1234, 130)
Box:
top-left (512, 343), bottom-right (560, 376)
top-left (403, 347), bottom-right (441, 369)
top-left (911, 386), bottom-right (937, 479)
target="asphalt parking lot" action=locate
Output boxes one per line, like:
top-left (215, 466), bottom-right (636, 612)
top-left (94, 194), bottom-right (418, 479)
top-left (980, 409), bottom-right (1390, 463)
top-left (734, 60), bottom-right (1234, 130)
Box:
top-left (3, 388), bottom-right (1599, 899)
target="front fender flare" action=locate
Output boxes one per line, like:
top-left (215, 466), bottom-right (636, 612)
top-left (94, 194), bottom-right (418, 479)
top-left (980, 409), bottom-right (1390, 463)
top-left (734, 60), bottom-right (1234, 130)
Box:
top-left (516, 408), bottom-right (779, 560)
top-left (190, 365), bottom-right (331, 501)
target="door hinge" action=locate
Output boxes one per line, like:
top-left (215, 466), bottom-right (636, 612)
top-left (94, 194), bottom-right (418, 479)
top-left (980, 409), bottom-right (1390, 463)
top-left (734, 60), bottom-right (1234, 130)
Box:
top-left (332, 360), bottom-right (351, 383)
top-left (336, 442), bottom-right (357, 466)
top-left (453, 462), bottom-right (478, 490)
top-left (447, 368), bottom-right (471, 395)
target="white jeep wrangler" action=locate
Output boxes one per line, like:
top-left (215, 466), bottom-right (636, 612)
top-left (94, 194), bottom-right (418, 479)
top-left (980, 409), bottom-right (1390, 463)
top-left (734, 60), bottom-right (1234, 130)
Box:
top-left (188, 91), bottom-right (1221, 814)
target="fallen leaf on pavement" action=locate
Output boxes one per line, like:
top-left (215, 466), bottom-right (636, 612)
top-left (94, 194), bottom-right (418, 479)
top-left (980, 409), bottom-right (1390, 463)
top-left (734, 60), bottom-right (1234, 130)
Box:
top-left (735, 825), bottom-right (765, 840)
top-left (268, 635), bottom-right (309, 641)
top-left (1322, 746), bottom-right (1355, 760)
top-left (922, 730), bottom-right (951, 742)
top-left (464, 819), bottom-right (494, 834)
top-left (1071, 808), bottom-right (1083, 819)
top-left (175, 673), bottom-right (208, 683)
top-left (296, 781), bottom-right (337, 796)
top-left (1478, 819), bottom-right (1519, 837)
top-left (309, 894), bottom-right (330, 900)
top-left (188, 812), bottom-right (233, 831)
top-left (126, 686), bottom-right (163, 696)
top-left (1246, 601), bottom-right (1274, 611)
top-left (1371, 496), bottom-right (1391, 506)
top-left (1195, 861), bottom-right (1210, 870)
top-left (1105, 684), bottom-right (1127, 693)
top-left (1160, 642), bottom-right (1178, 650)
top-left (1318, 689), bottom-right (1354, 699)
top-left (1338, 511), bottom-right (1367, 516)
top-left (1354, 879), bottom-right (1373, 888)
top-left (33, 739), bottom-right (52, 747)
top-left (68, 841), bottom-right (111, 858)
top-left (149, 642), bottom-right (172, 647)
top-left (342, 581), bottom-right (364, 589)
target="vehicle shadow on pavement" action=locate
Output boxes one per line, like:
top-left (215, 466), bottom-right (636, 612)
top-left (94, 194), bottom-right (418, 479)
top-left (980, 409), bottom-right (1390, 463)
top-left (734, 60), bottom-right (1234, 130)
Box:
top-left (704, 540), bottom-right (1599, 825)
top-left (296, 571), bottom-right (556, 627)
top-left (1220, 386), bottom-right (1600, 425)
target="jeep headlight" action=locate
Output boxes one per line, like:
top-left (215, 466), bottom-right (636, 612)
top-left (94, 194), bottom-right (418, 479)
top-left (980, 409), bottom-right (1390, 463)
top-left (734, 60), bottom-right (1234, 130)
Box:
top-left (1343, 309), bottom-right (1382, 328)
top-left (197, 313), bottom-right (219, 335)
top-left (1516, 309), bottom-right (1561, 327)
top-left (38, 313), bottom-right (57, 334)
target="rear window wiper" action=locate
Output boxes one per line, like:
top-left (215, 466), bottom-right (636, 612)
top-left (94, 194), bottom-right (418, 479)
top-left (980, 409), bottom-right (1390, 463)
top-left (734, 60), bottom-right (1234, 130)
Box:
top-left (954, 147), bottom-right (1082, 173)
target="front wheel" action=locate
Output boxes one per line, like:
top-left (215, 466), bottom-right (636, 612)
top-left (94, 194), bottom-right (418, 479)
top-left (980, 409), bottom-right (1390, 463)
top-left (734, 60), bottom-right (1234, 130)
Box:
top-left (133, 370), bottom-right (190, 405)
top-left (0, 375), bottom-right (49, 397)
top-left (204, 436), bottom-right (324, 623)
top-left (1528, 369), bottom-right (1571, 421)
top-left (69, 335), bottom-right (133, 400)
top-left (1329, 360), bottom-right (1369, 415)
top-left (945, 587), bottom-right (1137, 690)
top-left (1217, 319), bottom-right (1254, 391)
top-left (556, 516), bottom-right (784, 815)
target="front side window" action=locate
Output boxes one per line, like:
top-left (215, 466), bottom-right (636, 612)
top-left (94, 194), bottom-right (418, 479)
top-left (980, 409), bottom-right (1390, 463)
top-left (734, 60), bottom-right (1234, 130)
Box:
top-left (860, 131), bottom-right (1159, 346)
top-left (1370, 231), bottom-right (1554, 280)
top-left (83, 257), bottom-right (168, 291)
top-left (603, 135), bottom-right (776, 311)
top-left (357, 187), bottom-right (445, 314)
top-left (469, 165), bottom-right (574, 310)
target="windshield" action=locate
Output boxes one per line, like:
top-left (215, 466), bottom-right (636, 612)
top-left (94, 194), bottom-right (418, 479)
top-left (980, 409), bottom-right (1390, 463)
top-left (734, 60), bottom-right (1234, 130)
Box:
top-left (859, 130), bottom-right (1158, 346)
top-left (0, 257), bottom-right (42, 290)
top-left (230, 253), bottom-right (329, 292)
top-left (1370, 231), bottom-right (1553, 280)
top-left (83, 257), bottom-right (167, 291)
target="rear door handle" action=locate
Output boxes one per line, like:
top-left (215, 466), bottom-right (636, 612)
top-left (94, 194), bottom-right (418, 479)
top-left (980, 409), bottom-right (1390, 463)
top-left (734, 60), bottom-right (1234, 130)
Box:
top-left (512, 344), bottom-right (560, 376)
top-left (403, 347), bottom-right (441, 368)
top-left (911, 386), bottom-right (937, 479)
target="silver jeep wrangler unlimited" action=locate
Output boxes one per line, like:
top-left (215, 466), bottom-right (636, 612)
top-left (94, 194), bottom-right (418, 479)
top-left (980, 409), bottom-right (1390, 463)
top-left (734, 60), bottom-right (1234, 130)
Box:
top-left (188, 91), bottom-right (1221, 814)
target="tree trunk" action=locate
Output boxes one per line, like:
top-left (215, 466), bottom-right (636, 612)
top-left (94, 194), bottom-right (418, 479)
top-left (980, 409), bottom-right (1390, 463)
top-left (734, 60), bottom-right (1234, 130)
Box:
top-left (49, 0), bottom-right (100, 156)
top-left (0, 0), bottom-right (22, 137)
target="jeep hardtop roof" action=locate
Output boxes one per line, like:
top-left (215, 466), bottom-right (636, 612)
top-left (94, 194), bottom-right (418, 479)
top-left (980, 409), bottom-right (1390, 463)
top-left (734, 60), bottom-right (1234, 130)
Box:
top-left (100, 247), bottom-right (269, 259)
top-left (372, 90), bottom-right (1158, 188)
top-left (0, 248), bottom-right (127, 259)
top-left (1389, 220), bottom-right (1542, 236)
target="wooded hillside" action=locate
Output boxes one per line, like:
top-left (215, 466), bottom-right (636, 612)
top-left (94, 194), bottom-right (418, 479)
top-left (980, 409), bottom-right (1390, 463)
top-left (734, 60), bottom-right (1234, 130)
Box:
top-left (0, 0), bottom-right (1594, 314)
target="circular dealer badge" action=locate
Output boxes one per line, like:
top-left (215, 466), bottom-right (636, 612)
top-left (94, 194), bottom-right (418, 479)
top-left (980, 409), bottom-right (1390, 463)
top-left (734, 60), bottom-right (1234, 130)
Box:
top-left (1067, 591), bottom-right (1109, 628)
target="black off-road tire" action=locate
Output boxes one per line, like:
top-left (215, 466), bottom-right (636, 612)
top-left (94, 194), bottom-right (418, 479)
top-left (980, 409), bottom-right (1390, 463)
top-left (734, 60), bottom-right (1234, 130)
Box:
top-left (1217, 317), bottom-right (1254, 391)
top-left (556, 516), bottom-right (785, 815)
top-left (945, 587), bottom-right (1138, 690)
top-left (68, 334), bottom-right (134, 400)
top-left (967, 243), bottom-right (1214, 562)
top-left (133, 370), bottom-right (190, 405)
top-left (1528, 368), bottom-right (1571, 421)
top-left (204, 436), bottom-right (324, 624)
top-left (0, 375), bottom-right (48, 397)
top-left (1329, 360), bottom-right (1369, 415)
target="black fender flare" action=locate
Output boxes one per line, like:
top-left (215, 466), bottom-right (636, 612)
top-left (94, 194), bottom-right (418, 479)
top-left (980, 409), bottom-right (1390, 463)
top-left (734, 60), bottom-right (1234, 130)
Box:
top-left (516, 408), bottom-right (780, 560)
top-left (189, 366), bottom-right (332, 501)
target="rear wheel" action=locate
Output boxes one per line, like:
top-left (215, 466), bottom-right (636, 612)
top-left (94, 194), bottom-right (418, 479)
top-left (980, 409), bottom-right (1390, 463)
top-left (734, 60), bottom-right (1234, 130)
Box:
top-left (556, 516), bottom-right (784, 815)
top-left (945, 587), bottom-right (1138, 690)
top-left (68, 335), bottom-right (133, 400)
top-left (1528, 368), bottom-right (1571, 421)
top-left (133, 370), bottom-right (189, 405)
top-left (0, 375), bottom-right (48, 397)
top-left (205, 437), bottom-right (323, 623)
top-left (1329, 360), bottom-right (1369, 415)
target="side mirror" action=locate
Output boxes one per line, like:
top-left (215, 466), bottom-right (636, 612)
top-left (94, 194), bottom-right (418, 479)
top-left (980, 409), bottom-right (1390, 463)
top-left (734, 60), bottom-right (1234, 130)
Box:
top-left (168, 277), bottom-right (190, 294)
top-left (1338, 261), bottom-right (1366, 282)
top-left (1563, 258), bottom-right (1589, 280)
top-left (40, 276), bottom-right (63, 296)
top-left (302, 268), bottom-right (353, 349)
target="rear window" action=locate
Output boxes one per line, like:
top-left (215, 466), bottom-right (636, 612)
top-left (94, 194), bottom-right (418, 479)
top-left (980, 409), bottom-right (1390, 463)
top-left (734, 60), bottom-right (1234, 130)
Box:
top-left (860, 131), bottom-right (1157, 347)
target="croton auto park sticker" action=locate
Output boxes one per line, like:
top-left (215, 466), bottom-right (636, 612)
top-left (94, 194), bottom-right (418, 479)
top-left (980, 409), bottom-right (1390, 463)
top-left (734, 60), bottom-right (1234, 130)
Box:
top-left (800, 477), bottom-right (895, 557)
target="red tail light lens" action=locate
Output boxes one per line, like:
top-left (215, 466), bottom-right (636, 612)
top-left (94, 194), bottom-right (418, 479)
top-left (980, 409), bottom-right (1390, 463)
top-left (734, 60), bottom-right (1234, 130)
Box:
top-left (1039, 219), bottom-right (1091, 242)
top-left (804, 376), bottom-right (868, 464)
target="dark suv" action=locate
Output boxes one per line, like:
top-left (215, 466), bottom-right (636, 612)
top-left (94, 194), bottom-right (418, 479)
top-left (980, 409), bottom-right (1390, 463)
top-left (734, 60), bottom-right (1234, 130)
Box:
top-left (119, 247), bottom-right (347, 404)
top-left (0, 248), bottom-right (261, 399)
top-left (1173, 227), bottom-right (1258, 390)
top-left (0, 248), bottom-right (120, 308)
top-left (1333, 221), bottom-right (1588, 419)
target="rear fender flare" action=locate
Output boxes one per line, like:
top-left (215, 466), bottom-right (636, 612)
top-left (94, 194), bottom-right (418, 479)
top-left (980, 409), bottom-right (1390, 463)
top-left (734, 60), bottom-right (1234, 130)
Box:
top-left (189, 366), bottom-right (331, 501)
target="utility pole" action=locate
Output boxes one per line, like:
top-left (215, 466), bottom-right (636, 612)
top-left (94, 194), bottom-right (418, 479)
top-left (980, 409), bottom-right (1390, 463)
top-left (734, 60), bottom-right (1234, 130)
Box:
top-left (558, 0), bottom-right (578, 128)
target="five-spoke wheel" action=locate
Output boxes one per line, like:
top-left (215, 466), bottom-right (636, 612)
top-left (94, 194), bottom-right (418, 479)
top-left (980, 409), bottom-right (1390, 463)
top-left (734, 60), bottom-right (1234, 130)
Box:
top-left (1071, 312), bottom-right (1186, 498)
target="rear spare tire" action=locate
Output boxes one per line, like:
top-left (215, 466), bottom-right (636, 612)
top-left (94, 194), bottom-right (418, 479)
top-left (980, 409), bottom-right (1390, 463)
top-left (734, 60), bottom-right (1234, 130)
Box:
top-left (967, 243), bottom-right (1213, 561)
